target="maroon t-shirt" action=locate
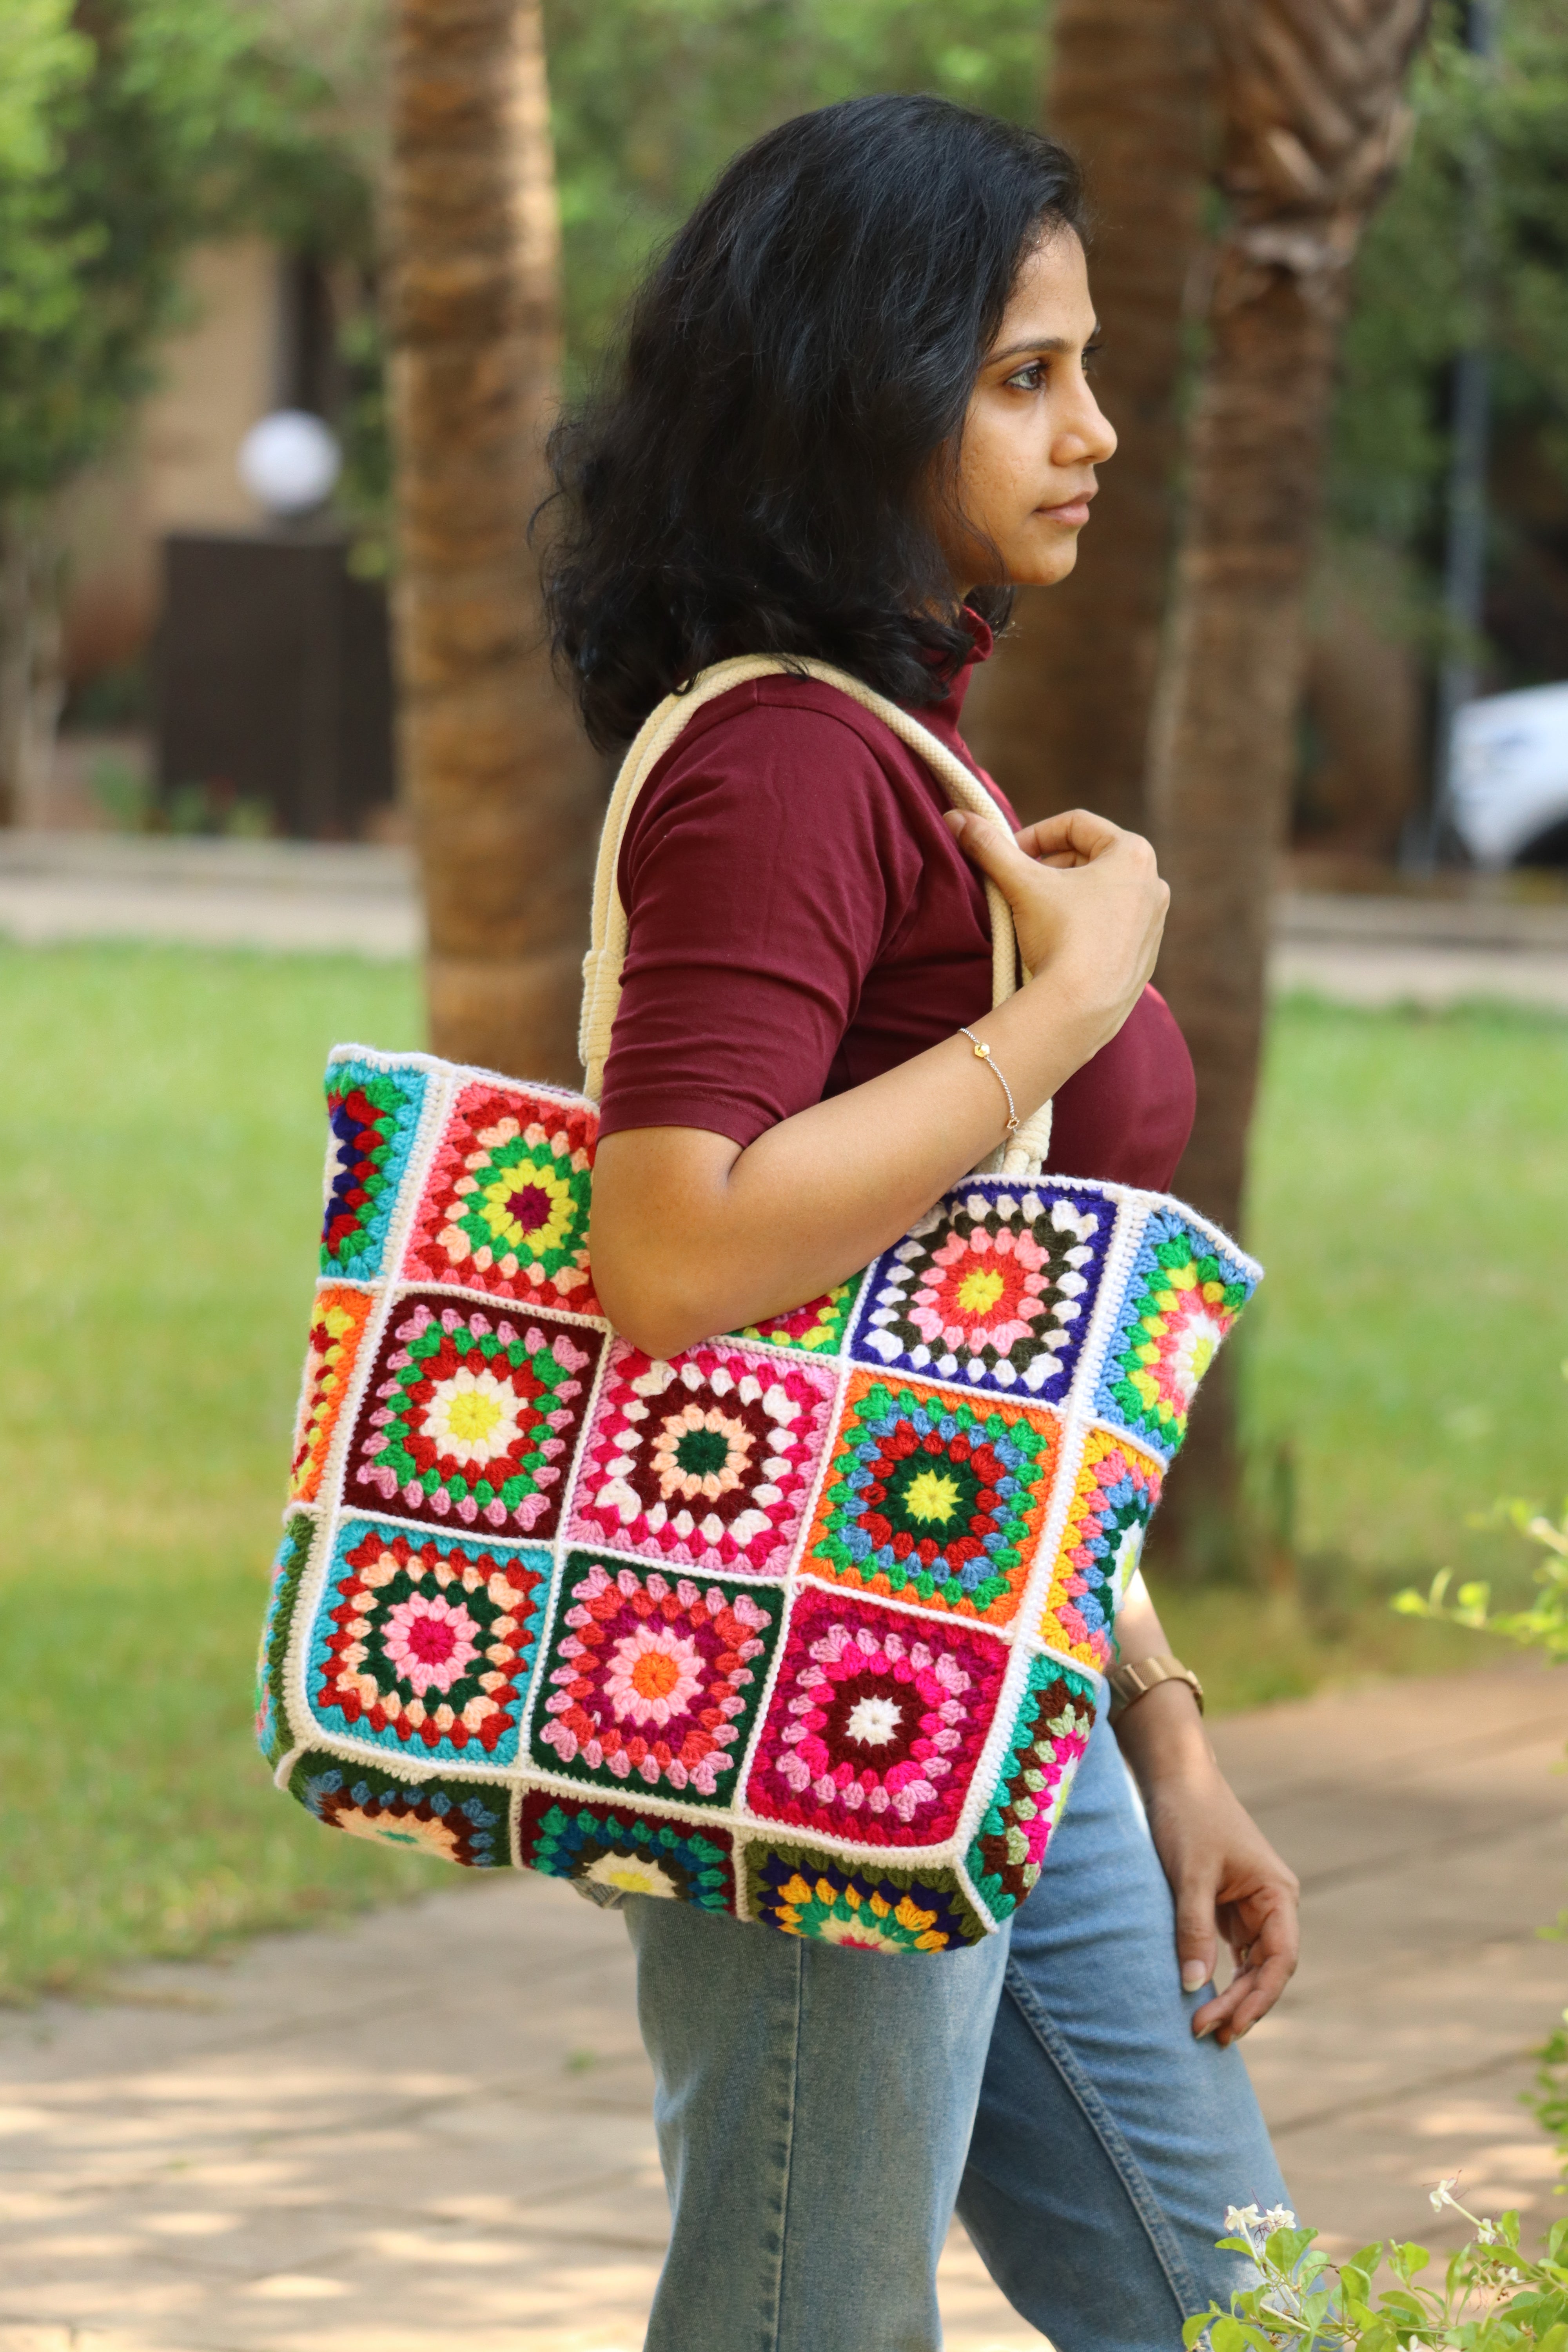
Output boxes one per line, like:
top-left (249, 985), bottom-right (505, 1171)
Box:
top-left (599, 633), bottom-right (1195, 1192)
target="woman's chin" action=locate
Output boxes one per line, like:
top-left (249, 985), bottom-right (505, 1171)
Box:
top-left (1010, 535), bottom-right (1083, 589)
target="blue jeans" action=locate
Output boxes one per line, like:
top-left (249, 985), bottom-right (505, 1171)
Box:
top-left (622, 1711), bottom-right (1288, 2350)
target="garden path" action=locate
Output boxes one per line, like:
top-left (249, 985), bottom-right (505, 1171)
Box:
top-left (5, 834), bottom-right (1568, 1009)
top-left (1, 1656), bottom-right (1564, 2352)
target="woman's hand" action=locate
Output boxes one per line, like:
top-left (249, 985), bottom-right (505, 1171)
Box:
top-left (1114, 1680), bottom-right (1301, 2050)
top-left (1143, 1758), bottom-right (1301, 2048)
top-left (944, 806), bottom-right (1169, 1056)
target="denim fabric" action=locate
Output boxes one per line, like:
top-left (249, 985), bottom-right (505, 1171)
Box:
top-left (623, 1710), bottom-right (1288, 2351)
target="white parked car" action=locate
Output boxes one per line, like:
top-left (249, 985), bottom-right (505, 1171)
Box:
top-left (1450, 681), bottom-right (1568, 867)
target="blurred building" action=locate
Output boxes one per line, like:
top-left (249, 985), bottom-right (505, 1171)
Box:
top-left (59, 242), bottom-right (395, 839)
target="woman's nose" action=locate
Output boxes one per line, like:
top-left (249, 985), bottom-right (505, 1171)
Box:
top-left (1056, 396), bottom-right (1118, 468)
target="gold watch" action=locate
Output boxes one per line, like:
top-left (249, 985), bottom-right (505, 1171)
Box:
top-left (1107, 1653), bottom-right (1204, 1718)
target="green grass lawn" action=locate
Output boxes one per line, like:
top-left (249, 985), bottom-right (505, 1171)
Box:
top-left (1250, 995), bottom-right (1568, 1574)
top-left (2, 945), bottom-right (1564, 1996)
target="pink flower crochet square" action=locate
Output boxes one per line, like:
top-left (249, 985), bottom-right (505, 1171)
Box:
top-left (848, 1180), bottom-right (1111, 1403)
top-left (531, 1554), bottom-right (780, 1804)
top-left (308, 1517), bottom-right (548, 1766)
top-left (744, 1586), bottom-right (1008, 1848)
top-left (403, 1082), bottom-right (602, 1312)
top-left (344, 1291), bottom-right (601, 1539)
top-left (566, 1339), bottom-right (837, 1575)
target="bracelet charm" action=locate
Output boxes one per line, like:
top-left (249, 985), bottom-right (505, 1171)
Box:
top-left (958, 1025), bottom-right (1021, 1137)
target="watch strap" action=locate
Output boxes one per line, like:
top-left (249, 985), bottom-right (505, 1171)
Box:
top-left (1107, 1652), bottom-right (1205, 1718)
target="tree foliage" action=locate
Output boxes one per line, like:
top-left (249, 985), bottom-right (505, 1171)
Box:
top-left (10, 0), bottom-right (1568, 690)
top-left (1331, 0), bottom-right (1568, 675)
top-left (0, 0), bottom-right (372, 506)
top-left (544, 0), bottom-right (1046, 380)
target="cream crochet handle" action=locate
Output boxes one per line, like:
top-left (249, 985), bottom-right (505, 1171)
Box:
top-left (578, 654), bottom-right (1053, 1177)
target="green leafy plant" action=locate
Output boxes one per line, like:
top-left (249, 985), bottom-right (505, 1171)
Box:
top-left (1186, 2192), bottom-right (1568, 2349)
top-left (1209, 1350), bottom-right (1568, 2324)
top-left (1534, 2020), bottom-right (1568, 2194)
top-left (1392, 1481), bottom-right (1568, 1663)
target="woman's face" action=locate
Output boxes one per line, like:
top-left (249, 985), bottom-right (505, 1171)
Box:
top-left (940, 228), bottom-right (1116, 592)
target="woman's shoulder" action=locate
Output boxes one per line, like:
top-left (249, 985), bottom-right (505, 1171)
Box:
top-left (619, 671), bottom-right (953, 885)
top-left (640, 670), bottom-right (939, 793)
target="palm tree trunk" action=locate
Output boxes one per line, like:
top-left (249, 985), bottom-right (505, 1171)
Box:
top-left (963, 0), bottom-right (1213, 830)
top-left (1147, 0), bottom-right (1430, 1575)
top-left (0, 502), bottom-right (64, 828)
top-left (387, 0), bottom-right (596, 1087)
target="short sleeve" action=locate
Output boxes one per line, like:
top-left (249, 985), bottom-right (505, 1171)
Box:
top-left (597, 693), bottom-right (927, 1149)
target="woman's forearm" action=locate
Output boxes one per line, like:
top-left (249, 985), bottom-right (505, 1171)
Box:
top-left (590, 966), bottom-right (1108, 1359)
top-left (1108, 1575), bottom-right (1213, 1792)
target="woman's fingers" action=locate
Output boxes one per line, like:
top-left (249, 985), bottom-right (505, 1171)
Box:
top-left (943, 801), bottom-right (1168, 1035)
top-left (941, 809), bottom-right (1078, 935)
top-left (1174, 1875), bottom-right (1220, 2000)
top-left (1014, 807), bottom-right (1127, 864)
top-left (1192, 1898), bottom-right (1299, 2047)
top-left (941, 807), bottom-right (1041, 887)
top-left (1148, 1782), bottom-right (1301, 2051)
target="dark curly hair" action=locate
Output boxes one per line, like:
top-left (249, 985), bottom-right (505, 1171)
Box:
top-left (539, 94), bottom-right (1085, 748)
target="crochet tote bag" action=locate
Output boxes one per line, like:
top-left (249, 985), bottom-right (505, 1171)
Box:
top-left (258, 656), bottom-right (1261, 1955)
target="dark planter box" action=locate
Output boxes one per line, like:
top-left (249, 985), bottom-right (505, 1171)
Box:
top-left (156, 530), bottom-right (395, 838)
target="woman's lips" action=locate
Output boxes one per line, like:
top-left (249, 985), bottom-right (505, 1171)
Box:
top-left (1038, 496), bottom-right (1093, 526)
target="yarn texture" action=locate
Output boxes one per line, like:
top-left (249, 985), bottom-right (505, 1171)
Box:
top-left (260, 661), bottom-right (1261, 1951)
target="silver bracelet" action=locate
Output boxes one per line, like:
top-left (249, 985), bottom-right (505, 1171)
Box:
top-left (958, 1026), bottom-right (1021, 1138)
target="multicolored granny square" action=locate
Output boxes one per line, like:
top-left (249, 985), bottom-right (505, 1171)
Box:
top-left (567, 1339), bottom-right (835, 1574)
top-left (1039, 1432), bottom-right (1163, 1671)
top-left (965, 1660), bottom-right (1096, 1918)
top-left (290, 1753), bottom-right (511, 1867)
top-left (519, 1791), bottom-right (735, 1909)
top-left (290, 1285), bottom-right (375, 1503)
top-left (256, 1513), bottom-right (314, 1765)
top-left (734, 1280), bottom-right (859, 1356)
top-left (269, 1043), bottom-right (1264, 1952)
top-left (403, 1082), bottom-right (599, 1311)
top-left (321, 1058), bottom-right (428, 1280)
top-left (307, 1517), bottom-right (548, 1766)
top-left (746, 1586), bottom-right (1007, 1847)
top-left (848, 1182), bottom-right (1110, 1401)
top-left (744, 1841), bottom-right (987, 1951)
top-left (803, 1371), bottom-right (1059, 1623)
top-left (1094, 1209), bottom-right (1259, 1459)
top-left (532, 1555), bottom-right (779, 1803)
top-left (345, 1290), bottom-right (599, 1538)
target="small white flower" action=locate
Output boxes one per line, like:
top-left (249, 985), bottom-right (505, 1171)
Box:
top-left (1225, 2203), bottom-right (1263, 2236)
top-left (1260, 2206), bottom-right (1298, 2234)
top-left (1429, 2174), bottom-right (1461, 2213)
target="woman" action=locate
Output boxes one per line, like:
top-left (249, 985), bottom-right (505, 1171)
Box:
top-left (544, 92), bottom-right (1299, 2352)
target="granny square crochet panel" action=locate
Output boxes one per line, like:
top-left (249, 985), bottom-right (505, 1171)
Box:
top-left (261, 1046), bottom-right (1260, 1952)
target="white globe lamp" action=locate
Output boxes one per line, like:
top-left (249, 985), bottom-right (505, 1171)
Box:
top-left (238, 409), bottom-right (342, 519)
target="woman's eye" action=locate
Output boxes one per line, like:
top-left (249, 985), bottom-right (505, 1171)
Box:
top-left (1083, 340), bottom-right (1103, 374)
top-left (1005, 360), bottom-right (1047, 392)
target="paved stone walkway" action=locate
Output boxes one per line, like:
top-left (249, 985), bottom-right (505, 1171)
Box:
top-left (5, 835), bottom-right (1568, 1011)
top-left (2, 1660), bottom-right (1564, 2350)
top-left (1272, 889), bottom-right (1568, 1013)
top-left (0, 837), bottom-right (421, 960)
